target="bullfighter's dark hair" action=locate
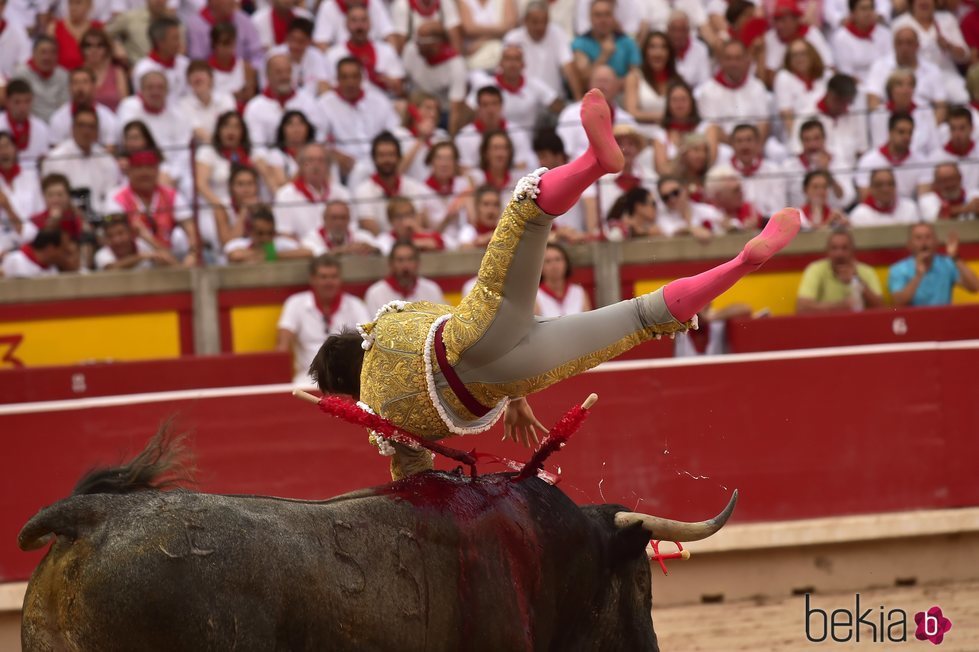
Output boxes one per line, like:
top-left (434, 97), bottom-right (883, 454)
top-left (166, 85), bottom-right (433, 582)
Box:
top-left (309, 331), bottom-right (365, 397)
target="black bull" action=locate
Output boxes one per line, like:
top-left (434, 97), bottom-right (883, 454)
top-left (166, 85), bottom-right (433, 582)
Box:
top-left (18, 440), bottom-right (736, 651)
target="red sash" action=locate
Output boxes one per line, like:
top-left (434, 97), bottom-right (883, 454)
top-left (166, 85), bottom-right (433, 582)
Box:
top-left (114, 185), bottom-right (178, 246)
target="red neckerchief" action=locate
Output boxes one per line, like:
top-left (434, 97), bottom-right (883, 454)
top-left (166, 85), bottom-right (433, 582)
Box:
top-left (473, 117), bottom-right (506, 133)
top-left (652, 68), bottom-right (670, 84)
top-left (200, 6), bottom-right (231, 24)
top-left (863, 195), bottom-right (895, 214)
top-left (6, 113), bottom-right (29, 150)
top-left (138, 93), bottom-right (164, 115)
top-left (483, 169), bottom-right (510, 190)
top-left (0, 163), bottom-right (21, 185)
top-left (538, 281), bottom-right (567, 302)
top-left (421, 42), bottom-right (458, 66)
top-left (27, 59), bottom-right (53, 80)
top-left (313, 291), bottom-right (343, 328)
top-left (733, 201), bottom-right (757, 224)
top-left (732, 156), bottom-right (762, 177)
top-left (689, 184), bottom-right (706, 203)
top-left (495, 73), bottom-right (524, 94)
top-left (221, 147), bottom-right (251, 165)
top-left (816, 95), bottom-right (846, 120)
top-left (675, 37), bottom-right (691, 60)
top-left (408, 0), bottom-right (439, 17)
top-left (346, 40), bottom-right (384, 88)
top-left (293, 177), bottom-right (330, 202)
top-left (793, 71), bottom-right (814, 91)
top-left (147, 49), bottom-right (175, 69)
top-left (208, 54), bottom-right (236, 72)
top-left (971, 100), bottom-right (979, 113)
top-left (474, 222), bottom-right (496, 235)
top-left (384, 274), bottom-right (416, 298)
top-left (777, 24), bottom-right (809, 44)
top-left (845, 20), bottom-right (875, 39)
top-left (31, 210), bottom-right (82, 239)
top-left (425, 175), bottom-right (453, 196)
top-left (939, 190), bottom-right (967, 218)
top-left (886, 100), bottom-right (917, 112)
top-left (666, 120), bottom-right (697, 132)
top-left (338, 88), bottom-right (365, 106)
top-left (944, 139), bottom-right (975, 157)
top-left (800, 202), bottom-right (815, 224)
top-left (713, 70), bottom-right (747, 89)
top-left (318, 226), bottom-right (350, 249)
top-left (0, 20), bottom-right (6, 36)
top-left (371, 173), bottom-right (401, 197)
top-left (879, 144), bottom-right (910, 165)
top-left (19, 244), bottom-right (48, 268)
top-left (271, 7), bottom-right (292, 44)
top-left (263, 87), bottom-right (296, 107)
top-left (615, 172), bottom-right (640, 191)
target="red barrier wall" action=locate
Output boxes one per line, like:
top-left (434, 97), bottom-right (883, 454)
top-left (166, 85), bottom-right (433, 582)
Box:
top-left (2, 342), bottom-right (977, 583)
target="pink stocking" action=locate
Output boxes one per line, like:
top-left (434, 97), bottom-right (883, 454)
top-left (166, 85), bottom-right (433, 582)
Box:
top-left (662, 209), bottom-right (802, 322)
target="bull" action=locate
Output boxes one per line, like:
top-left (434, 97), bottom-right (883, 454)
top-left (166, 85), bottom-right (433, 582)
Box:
top-left (18, 431), bottom-right (736, 651)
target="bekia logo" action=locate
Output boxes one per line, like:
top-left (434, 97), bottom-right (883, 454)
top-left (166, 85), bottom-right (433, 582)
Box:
top-left (805, 594), bottom-right (953, 645)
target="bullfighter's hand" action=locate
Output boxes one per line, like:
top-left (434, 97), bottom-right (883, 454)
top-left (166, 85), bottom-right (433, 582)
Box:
top-left (503, 397), bottom-right (549, 448)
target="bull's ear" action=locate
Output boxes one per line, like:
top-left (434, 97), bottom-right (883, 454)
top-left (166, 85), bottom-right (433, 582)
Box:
top-left (609, 519), bottom-right (653, 560)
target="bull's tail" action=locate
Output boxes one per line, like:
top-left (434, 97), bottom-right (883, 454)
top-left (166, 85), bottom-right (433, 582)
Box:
top-left (18, 421), bottom-right (195, 551)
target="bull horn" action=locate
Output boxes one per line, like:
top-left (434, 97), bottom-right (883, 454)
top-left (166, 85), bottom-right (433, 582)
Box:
top-left (613, 490), bottom-right (738, 542)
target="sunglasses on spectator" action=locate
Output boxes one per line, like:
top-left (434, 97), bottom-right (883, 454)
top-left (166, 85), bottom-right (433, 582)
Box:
top-left (660, 189), bottom-right (682, 201)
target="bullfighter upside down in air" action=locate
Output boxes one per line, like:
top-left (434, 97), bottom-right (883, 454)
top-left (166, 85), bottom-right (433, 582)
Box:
top-left (310, 89), bottom-right (802, 480)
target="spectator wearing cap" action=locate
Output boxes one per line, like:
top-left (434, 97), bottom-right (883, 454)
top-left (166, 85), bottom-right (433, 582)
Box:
top-left (274, 143), bottom-right (352, 240)
top-left (43, 105), bottom-right (121, 212)
top-left (251, 0), bottom-right (311, 52)
top-left (363, 240), bottom-right (444, 314)
top-left (655, 175), bottom-right (722, 240)
top-left (782, 119), bottom-right (855, 210)
top-left (0, 0), bottom-right (31, 81)
top-left (456, 85), bottom-right (535, 172)
top-left (301, 199), bottom-right (379, 256)
top-left (704, 164), bottom-right (763, 231)
top-left (666, 10), bottom-right (711, 89)
top-left (761, 0), bottom-right (833, 86)
top-left (867, 27), bottom-right (948, 118)
top-left (596, 124), bottom-right (656, 227)
top-left (572, 0), bottom-right (639, 81)
top-left (0, 79), bottom-right (52, 169)
top-left (1, 228), bottom-right (67, 278)
top-left (934, 105), bottom-right (979, 191)
top-left (242, 53), bottom-right (318, 158)
top-left (830, 0), bottom-right (893, 86)
top-left (796, 228), bottom-right (884, 313)
top-left (224, 205), bottom-right (312, 264)
top-left (94, 215), bottom-right (178, 270)
top-left (353, 131), bottom-right (429, 235)
top-left (532, 129), bottom-right (595, 240)
top-left (314, 57), bottom-right (400, 178)
top-left (790, 73), bottom-right (868, 164)
top-left (0, 132), bottom-right (43, 253)
top-left (375, 196), bottom-right (444, 255)
top-left (725, 124), bottom-right (786, 220)
top-left (103, 148), bottom-right (199, 264)
top-left (105, 0), bottom-right (177, 65)
top-left (799, 170), bottom-right (850, 229)
top-left (868, 69), bottom-right (940, 158)
top-left (503, 2), bottom-right (581, 101)
top-left (186, 0), bottom-right (263, 68)
top-left (117, 72), bottom-right (192, 183)
top-left (265, 18), bottom-right (329, 96)
top-left (178, 61), bottom-right (237, 144)
top-left (557, 65), bottom-right (637, 160)
top-left (314, 0), bottom-right (395, 50)
top-left (48, 67), bottom-right (120, 148)
top-left (695, 40), bottom-right (771, 143)
top-left (918, 162), bottom-right (979, 222)
top-left (277, 253), bottom-right (371, 385)
top-left (207, 22), bottom-right (259, 104)
top-left (889, 223), bottom-right (979, 306)
top-left (12, 36), bottom-right (69, 121)
top-left (891, 0), bottom-right (969, 105)
top-left (856, 112), bottom-right (930, 200)
top-left (131, 17), bottom-right (189, 102)
top-left (324, 5), bottom-right (405, 97)
top-left (401, 21), bottom-right (468, 135)
top-left (848, 169), bottom-right (920, 226)
top-left (390, 0), bottom-right (462, 53)
top-left (468, 44), bottom-right (561, 132)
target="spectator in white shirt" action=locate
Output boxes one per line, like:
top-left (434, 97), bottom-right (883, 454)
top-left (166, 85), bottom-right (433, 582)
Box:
top-left (726, 123), bottom-right (787, 219)
top-left (856, 112), bottom-right (931, 200)
top-left (117, 71), bottom-right (192, 186)
top-left (43, 105), bottom-right (121, 213)
top-left (95, 214), bottom-right (177, 271)
top-left (277, 254), bottom-right (371, 385)
top-left (502, 1), bottom-right (581, 101)
top-left (652, 80), bottom-right (722, 176)
top-left (695, 39), bottom-right (772, 142)
top-left (48, 67), bottom-right (119, 149)
top-left (313, 0), bottom-right (394, 49)
top-left (324, 5), bottom-right (405, 97)
top-left (891, 0), bottom-right (970, 105)
top-left (867, 27), bottom-right (948, 118)
top-left (0, 79), bottom-right (51, 170)
top-left (363, 240), bottom-right (445, 313)
top-left (255, 109), bottom-right (316, 192)
top-left (849, 168), bottom-right (921, 226)
top-left (395, 91), bottom-right (451, 181)
top-left (374, 195), bottom-right (446, 254)
top-left (918, 162), bottom-right (979, 221)
top-left (0, 0), bottom-right (31, 81)
top-left (416, 140), bottom-right (476, 248)
top-left (401, 21), bottom-right (468, 135)
top-left (761, 0), bottom-right (833, 87)
top-left (456, 85), bottom-right (535, 172)
top-left (224, 204), bottom-right (312, 264)
top-left (131, 17), bottom-right (189, 102)
top-left (266, 18), bottom-right (329, 95)
top-left (1, 228), bottom-right (66, 278)
top-left (623, 31), bottom-right (680, 135)
top-left (868, 68), bottom-right (940, 158)
top-left (301, 199), bottom-right (379, 255)
top-left (536, 242), bottom-right (591, 317)
top-left (457, 0), bottom-right (517, 71)
top-left (666, 10), bottom-right (711, 89)
top-left (208, 22), bottom-right (259, 105)
top-left (790, 73), bottom-right (868, 163)
top-left (655, 175), bottom-right (722, 239)
top-left (774, 39), bottom-right (829, 141)
top-left (782, 118), bottom-right (855, 210)
top-left (830, 0), bottom-right (893, 86)
top-left (274, 142), bottom-right (352, 239)
top-left (557, 65), bottom-right (637, 160)
top-left (12, 36), bottom-right (68, 121)
top-left (468, 43), bottom-right (561, 132)
top-left (934, 105), bottom-right (979, 191)
top-left (177, 60), bottom-right (237, 145)
top-left (390, 0), bottom-right (462, 52)
top-left (532, 129), bottom-right (596, 240)
top-left (251, 0), bottom-right (310, 52)
top-left (353, 131), bottom-right (430, 234)
top-left (799, 170), bottom-right (851, 230)
top-left (0, 131), bottom-right (43, 249)
top-left (242, 53), bottom-right (319, 158)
